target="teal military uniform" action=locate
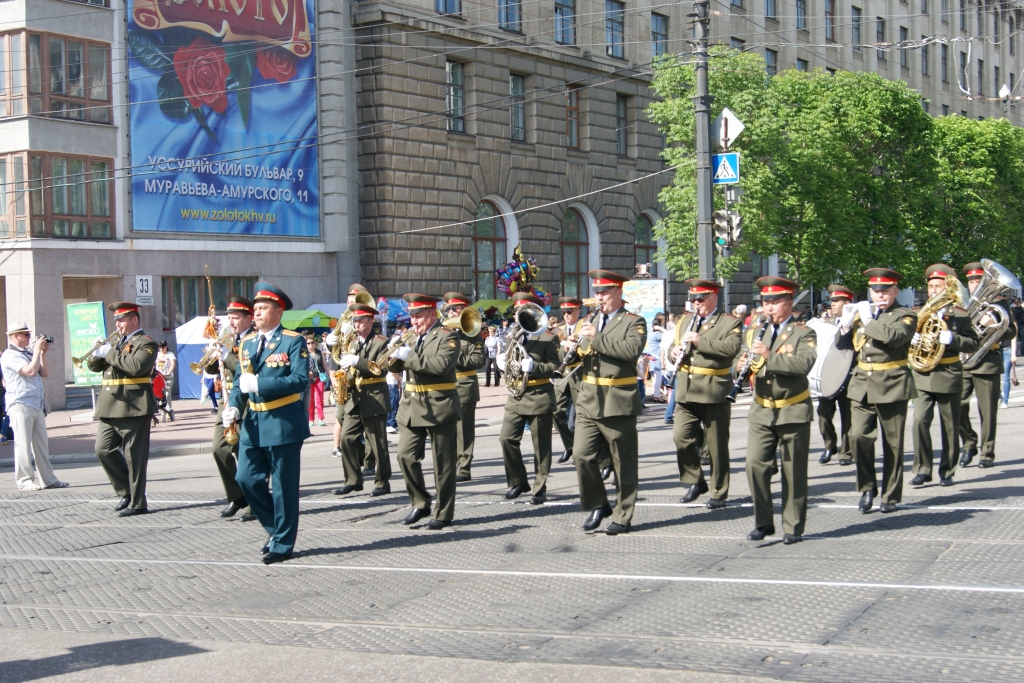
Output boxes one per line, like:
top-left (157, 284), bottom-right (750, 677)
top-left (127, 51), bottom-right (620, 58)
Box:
top-left (339, 332), bottom-right (392, 490)
top-left (960, 297), bottom-right (1015, 466)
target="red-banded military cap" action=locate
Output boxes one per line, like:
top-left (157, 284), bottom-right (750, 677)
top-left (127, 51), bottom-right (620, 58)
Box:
top-left (348, 283), bottom-right (369, 296)
top-left (347, 303), bottom-right (376, 318)
top-left (925, 263), bottom-right (957, 281)
top-left (225, 295), bottom-right (254, 314)
top-left (403, 293), bottom-right (439, 311)
top-left (253, 281), bottom-right (294, 310)
top-left (589, 269), bottom-right (628, 291)
top-left (863, 267), bottom-right (903, 290)
top-left (963, 262), bottom-right (985, 280)
top-left (827, 284), bottom-right (855, 301)
top-left (513, 292), bottom-right (545, 307)
top-left (108, 302), bottom-right (140, 320)
top-left (558, 296), bottom-right (583, 310)
top-left (684, 278), bottom-right (720, 298)
top-left (755, 276), bottom-right (798, 301)
top-left (443, 292), bottom-right (473, 307)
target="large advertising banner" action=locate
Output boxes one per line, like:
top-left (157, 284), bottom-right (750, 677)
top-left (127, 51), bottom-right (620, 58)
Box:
top-left (67, 303), bottom-right (107, 386)
top-left (127, 1), bottom-right (319, 236)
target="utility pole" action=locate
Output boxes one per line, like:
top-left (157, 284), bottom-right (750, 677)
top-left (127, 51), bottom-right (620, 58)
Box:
top-left (693, 0), bottom-right (714, 279)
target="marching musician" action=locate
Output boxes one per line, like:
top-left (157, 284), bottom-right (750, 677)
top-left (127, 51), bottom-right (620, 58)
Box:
top-left (839, 268), bottom-right (917, 514)
top-left (443, 292), bottom-right (485, 483)
top-left (223, 282), bottom-right (310, 564)
top-left (388, 294), bottom-right (461, 529)
top-left (910, 265), bottom-right (978, 487)
top-left (666, 278), bottom-right (742, 508)
top-left (572, 270), bottom-right (647, 534)
top-left (497, 292), bottom-right (560, 505)
top-left (210, 296), bottom-right (255, 519)
top-left (331, 283), bottom-right (376, 476)
top-left (959, 262), bottom-right (1016, 469)
top-left (818, 285), bottom-right (856, 466)
top-left (553, 297), bottom-right (584, 465)
top-left (330, 303), bottom-right (392, 497)
top-left (741, 277), bottom-right (817, 544)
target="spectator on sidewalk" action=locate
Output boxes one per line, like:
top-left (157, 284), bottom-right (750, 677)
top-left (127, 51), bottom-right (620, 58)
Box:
top-left (307, 336), bottom-right (327, 427)
top-left (1, 322), bottom-right (67, 491)
top-left (386, 369), bottom-right (401, 433)
top-left (484, 325), bottom-right (502, 387)
top-left (155, 341), bottom-right (176, 421)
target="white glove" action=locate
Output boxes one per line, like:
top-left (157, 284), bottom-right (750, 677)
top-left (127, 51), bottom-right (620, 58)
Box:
top-left (497, 352), bottom-right (507, 372)
top-left (219, 345), bottom-right (229, 360)
top-left (393, 346), bottom-right (411, 361)
top-left (94, 336), bottom-right (106, 345)
top-left (839, 304), bottom-right (856, 329)
top-left (912, 332), bottom-right (921, 346)
top-left (238, 372), bottom-right (259, 394)
top-left (325, 333), bottom-right (339, 347)
top-left (857, 301), bottom-right (874, 322)
top-left (520, 356), bottom-right (534, 373)
top-left (938, 330), bottom-right (953, 345)
top-left (94, 343), bottom-right (112, 357)
top-left (340, 354), bottom-right (359, 368)
top-left (222, 406), bottom-right (239, 428)
top-left (339, 322), bottom-right (353, 336)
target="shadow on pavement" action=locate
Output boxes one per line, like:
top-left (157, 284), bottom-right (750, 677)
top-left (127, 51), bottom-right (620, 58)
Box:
top-left (296, 523), bottom-right (530, 557)
top-left (819, 509), bottom-right (977, 538)
top-left (2, 638), bottom-right (208, 683)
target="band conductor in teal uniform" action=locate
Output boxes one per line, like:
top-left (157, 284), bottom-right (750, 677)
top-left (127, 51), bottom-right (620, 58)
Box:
top-left (223, 281), bottom-right (310, 564)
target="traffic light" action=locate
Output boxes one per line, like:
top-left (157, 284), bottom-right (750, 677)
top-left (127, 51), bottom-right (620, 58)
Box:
top-left (712, 210), bottom-right (730, 252)
top-left (729, 212), bottom-right (743, 243)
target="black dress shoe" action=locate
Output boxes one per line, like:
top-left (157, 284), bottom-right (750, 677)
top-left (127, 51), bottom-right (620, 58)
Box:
top-left (262, 551), bottom-right (292, 565)
top-left (979, 459), bottom-right (995, 468)
top-left (504, 484), bottom-right (529, 500)
top-left (940, 477), bottom-right (954, 487)
top-left (557, 451), bottom-right (572, 464)
top-left (879, 502), bottom-right (897, 513)
top-left (838, 458), bottom-right (854, 466)
top-left (600, 466), bottom-right (613, 481)
top-left (770, 461), bottom-right (779, 476)
top-left (706, 498), bottom-right (727, 509)
top-left (114, 496), bottom-right (131, 512)
top-left (260, 536), bottom-right (271, 555)
top-left (910, 474), bottom-right (932, 486)
top-left (858, 489), bottom-right (876, 513)
top-left (370, 482), bottom-right (391, 497)
top-left (240, 512), bottom-right (257, 522)
top-left (118, 507), bottom-right (149, 517)
top-left (403, 507), bottom-right (431, 525)
top-left (425, 519), bottom-right (450, 530)
top-left (747, 526), bottom-right (775, 541)
top-left (529, 491), bottom-right (547, 505)
top-left (361, 466), bottom-right (376, 477)
top-left (456, 474), bottom-right (472, 483)
top-left (582, 503), bottom-right (613, 531)
top-left (783, 533), bottom-right (801, 545)
top-left (960, 448), bottom-right (977, 467)
top-left (219, 499), bottom-right (246, 517)
top-left (680, 480), bottom-right (709, 503)
top-left (819, 449), bottom-right (834, 464)
top-left (333, 484), bottom-right (364, 496)
top-left (604, 522), bottom-right (630, 535)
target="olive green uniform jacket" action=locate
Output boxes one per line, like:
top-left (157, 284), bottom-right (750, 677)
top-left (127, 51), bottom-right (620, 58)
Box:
top-left (391, 323), bottom-right (462, 427)
top-left (748, 321), bottom-right (818, 426)
top-left (87, 331), bottom-right (158, 418)
top-left (575, 311), bottom-right (648, 419)
top-left (455, 331), bottom-right (485, 404)
top-left (342, 334), bottom-right (391, 418)
top-left (505, 334), bottom-right (560, 416)
top-left (844, 306), bottom-right (918, 404)
top-left (666, 311), bottom-right (742, 403)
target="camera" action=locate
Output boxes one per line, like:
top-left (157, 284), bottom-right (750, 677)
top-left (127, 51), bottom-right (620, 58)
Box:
top-left (41, 336), bottom-right (55, 344)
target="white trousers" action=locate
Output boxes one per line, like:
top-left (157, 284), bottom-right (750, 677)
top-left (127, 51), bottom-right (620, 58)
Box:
top-left (9, 403), bottom-right (58, 489)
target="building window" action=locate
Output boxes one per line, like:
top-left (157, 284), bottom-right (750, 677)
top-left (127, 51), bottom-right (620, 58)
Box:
top-left (510, 74), bottom-right (525, 141)
top-left (634, 215), bottom-right (658, 276)
top-left (651, 13), bottom-right (669, 57)
top-left (960, 0), bottom-right (966, 31)
top-left (826, 67), bottom-right (837, 75)
top-left (960, 51), bottom-right (967, 88)
top-left (765, 0), bottom-right (777, 19)
top-left (1011, 18), bottom-right (1016, 54)
top-left (731, 0), bottom-right (743, 6)
top-left (765, 49), bottom-right (778, 76)
top-left (161, 277), bottom-right (256, 332)
top-left (994, 11), bottom-right (1000, 42)
top-left (825, 0), bottom-right (836, 41)
top-left (446, 61), bottom-right (465, 133)
top-left (978, 5), bottom-right (984, 36)
top-left (435, 0), bottom-right (460, 15)
top-left (900, 27), bottom-right (908, 67)
top-left (852, 7), bottom-right (862, 50)
top-left (566, 85), bottom-right (579, 148)
top-left (730, 37), bottom-right (746, 50)
top-left (941, 44), bottom-right (949, 82)
top-left (922, 0), bottom-right (928, 12)
top-left (942, 104), bottom-right (950, 115)
top-left (922, 98), bottom-right (930, 113)
top-left (877, 18), bottom-right (886, 61)
top-left (1012, 73), bottom-right (1017, 94)
top-left (605, 1), bottom-right (625, 59)
top-left (921, 37), bottom-right (929, 75)
top-left (994, 65), bottom-right (1000, 98)
top-left (978, 58), bottom-right (984, 95)
top-left (472, 202), bottom-right (507, 300)
top-left (615, 95), bottom-right (629, 156)
top-left (797, 58), bottom-right (809, 71)
top-left (0, 31), bottom-right (111, 122)
top-left (941, 0), bottom-right (949, 23)
top-left (796, 0), bottom-right (807, 29)
top-left (555, 0), bottom-right (576, 45)
top-left (499, 0), bottom-right (522, 31)
top-left (560, 209), bottom-right (589, 297)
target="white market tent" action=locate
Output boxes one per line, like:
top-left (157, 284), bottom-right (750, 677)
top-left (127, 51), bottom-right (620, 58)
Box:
top-left (174, 315), bottom-right (229, 399)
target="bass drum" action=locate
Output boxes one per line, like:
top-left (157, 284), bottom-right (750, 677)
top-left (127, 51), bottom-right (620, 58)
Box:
top-left (806, 318), bottom-right (837, 398)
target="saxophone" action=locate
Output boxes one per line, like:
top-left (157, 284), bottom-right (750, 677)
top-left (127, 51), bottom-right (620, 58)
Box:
top-left (908, 274), bottom-right (970, 373)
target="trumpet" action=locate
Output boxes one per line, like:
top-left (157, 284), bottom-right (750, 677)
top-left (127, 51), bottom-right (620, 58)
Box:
top-left (370, 330), bottom-right (419, 372)
top-left (72, 332), bottom-right (119, 368)
top-left (190, 333), bottom-right (234, 375)
top-left (553, 298), bottom-right (598, 379)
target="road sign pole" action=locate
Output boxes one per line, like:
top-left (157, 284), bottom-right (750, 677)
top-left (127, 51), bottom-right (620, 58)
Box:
top-left (694, 0), bottom-right (714, 280)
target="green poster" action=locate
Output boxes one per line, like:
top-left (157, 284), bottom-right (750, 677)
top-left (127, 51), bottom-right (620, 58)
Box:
top-left (67, 302), bottom-right (107, 386)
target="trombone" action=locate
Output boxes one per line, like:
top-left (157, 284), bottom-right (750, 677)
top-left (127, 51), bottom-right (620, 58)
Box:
top-left (71, 331), bottom-right (118, 368)
top-left (189, 332), bottom-right (234, 374)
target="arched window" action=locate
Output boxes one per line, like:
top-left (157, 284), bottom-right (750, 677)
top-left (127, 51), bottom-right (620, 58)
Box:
top-left (473, 201), bottom-right (507, 299)
top-left (1011, 17), bottom-right (1016, 55)
top-left (560, 208), bottom-right (590, 297)
top-left (634, 214), bottom-right (658, 277)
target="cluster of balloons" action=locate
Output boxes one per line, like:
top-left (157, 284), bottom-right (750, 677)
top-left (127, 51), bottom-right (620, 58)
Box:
top-left (495, 245), bottom-right (552, 304)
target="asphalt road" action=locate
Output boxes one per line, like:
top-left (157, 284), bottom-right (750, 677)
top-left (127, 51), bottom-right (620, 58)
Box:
top-left (2, 390), bottom-right (1023, 682)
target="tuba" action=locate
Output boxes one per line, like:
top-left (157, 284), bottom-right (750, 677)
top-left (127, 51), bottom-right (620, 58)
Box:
top-left (962, 259), bottom-right (1021, 369)
top-left (503, 302), bottom-right (549, 399)
top-left (908, 274), bottom-right (971, 372)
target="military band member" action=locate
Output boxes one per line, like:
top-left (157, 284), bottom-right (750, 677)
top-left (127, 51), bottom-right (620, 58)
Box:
top-left (838, 268), bottom-right (917, 514)
top-left (553, 297), bottom-right (585, 464)
top-left (572, 270), bottom-right (647, 534)
top-left (497, 292), bottom-right (560, 505)
top-left (330, 303), bottom-right (392, 496)
top-left (223, 282), bottom-right (310, 564)
top-left (444, 292), bottom-right (485, 482)
top-left (331, 283), bottom-right (376, 471)
top-left (742, 278), bottom-right (817, 543)
top-left (87, 303), bottom-right (158, 516)
top-left (910, 265), bottom-right (979, 487)
top-left (389, 294), bottom-right (461, 529)
top-left (210, 296), bottom-right (254, 518)
top-left (818, 285), bottom-right (855, 466)
top-left (667, 279), bottom-right (742, 508)
top-left (959, 262), bottom-right (1015, 469)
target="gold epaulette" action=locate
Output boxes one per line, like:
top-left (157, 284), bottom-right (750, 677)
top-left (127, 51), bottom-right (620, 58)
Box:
top-left (282, 329), bottom-right (300, 337)
top-left (240, 332), bottom-right (257, 342)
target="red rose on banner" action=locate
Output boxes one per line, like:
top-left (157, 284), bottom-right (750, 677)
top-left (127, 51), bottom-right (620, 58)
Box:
top-left (256, 46), bottom-right (298, 83)
top-left (173, 37), bottom-right (230, 113)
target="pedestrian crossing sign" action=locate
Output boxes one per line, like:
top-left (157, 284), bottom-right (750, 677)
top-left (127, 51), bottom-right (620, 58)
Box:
top-left (712, 152), bottom-right (740, 185)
